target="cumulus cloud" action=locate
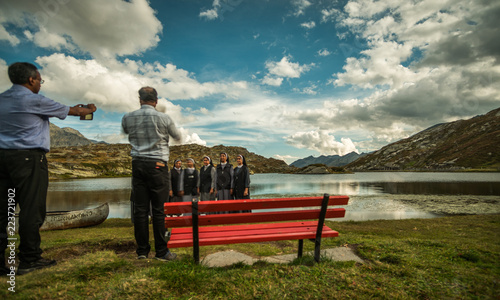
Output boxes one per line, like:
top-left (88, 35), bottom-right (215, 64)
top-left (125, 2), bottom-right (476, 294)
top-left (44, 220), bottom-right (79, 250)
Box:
top-left (34, 54), bottom-right (249, 113)
top-left (292, 84), bottom-right (318, 95)
top-left (308, 0), bottom-right (500, 150)
top-left (0, 59), bottom-right (9, 91)
top-left (285, 130), bottom-right (359, 156)
top-left (175, 129), bottom-right (207, 146)
top-left (0, 25), bottom-right (20, 46)
top-left (321, 8), bottom-right (341, 23)
top-left (261, 75), bottom-right (284, 87)
top-left (199, 9), bottom-right (219, 20)
top-left (262, 56), bottom-right (314, 86)
top-left (318, 49), bottom-right (331, 56)
top-left (200, 0), bottom-right (243, 21)
top-left (24, 28), bottom-right (74, 51)
top-left (301, 21), bottom-right (316, 29)
top-left (0, 0), bottom-right (162, 58)
top-left (291, 0), bottom-right (312, 17)
top-left (273, 154), bottom-right (296, 164)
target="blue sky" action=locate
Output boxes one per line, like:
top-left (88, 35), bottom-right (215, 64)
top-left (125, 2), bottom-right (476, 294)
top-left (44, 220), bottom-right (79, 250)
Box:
top-left (1, 0), bottom-right (499, 163)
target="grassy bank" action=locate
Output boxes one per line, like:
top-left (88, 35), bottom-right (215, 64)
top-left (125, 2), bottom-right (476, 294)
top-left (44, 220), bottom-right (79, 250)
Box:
top-left (2, 215), bottom-right (499, 299)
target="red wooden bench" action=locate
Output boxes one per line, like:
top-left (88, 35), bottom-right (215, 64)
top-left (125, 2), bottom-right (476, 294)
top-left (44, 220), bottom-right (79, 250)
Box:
top-left (164, 194), bottom-right (349, 263)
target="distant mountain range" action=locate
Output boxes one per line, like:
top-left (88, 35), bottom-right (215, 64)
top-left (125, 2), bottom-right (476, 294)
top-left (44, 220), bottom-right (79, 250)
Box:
top-left (290, 152), bottom-right (367, 168)
top-left (50, 123), bottom-right (93, 148)
top-left (46, 143), bottom-right (290, 179)
top-left (50, 123), bottom-right (107, 148)
top-left (48, 106), bottom-right (500, 177)
top-left (346, 107), bottom-right (500, 171)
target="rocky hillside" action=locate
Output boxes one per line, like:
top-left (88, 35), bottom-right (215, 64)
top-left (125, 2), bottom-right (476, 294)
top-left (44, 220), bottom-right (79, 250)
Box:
top-left (346, 107), bottom-right (500, 171)
top-left (290, 152), bottom-right (367, 167)
top-left (47, 143), bottom-right (291, 180)
top-left (50, 123), bottom-right (94, 147)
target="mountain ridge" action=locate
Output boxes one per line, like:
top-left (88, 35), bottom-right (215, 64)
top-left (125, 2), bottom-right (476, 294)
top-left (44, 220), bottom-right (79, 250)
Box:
top-left (290, 152), bottom-right (367, 168)
top-left (346, 107), bottom-right (500, 171)
top-left (49, 123), bottom-right (93, 148)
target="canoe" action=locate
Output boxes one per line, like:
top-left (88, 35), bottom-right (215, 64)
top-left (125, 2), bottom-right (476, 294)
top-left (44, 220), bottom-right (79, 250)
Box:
top-left (15, 203), bottom-right (109, 231)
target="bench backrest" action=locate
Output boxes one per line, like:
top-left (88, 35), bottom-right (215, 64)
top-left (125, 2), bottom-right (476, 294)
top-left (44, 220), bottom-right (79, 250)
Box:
top-left (164, 195), bottom-right (349, 228)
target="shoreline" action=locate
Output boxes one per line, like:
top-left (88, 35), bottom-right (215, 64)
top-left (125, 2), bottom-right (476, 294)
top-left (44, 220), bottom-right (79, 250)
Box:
top-left (48, 169), bottom-right (500, 181)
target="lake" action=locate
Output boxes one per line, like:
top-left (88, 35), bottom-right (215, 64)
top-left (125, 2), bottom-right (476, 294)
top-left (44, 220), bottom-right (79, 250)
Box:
top-left (46, 172), bottom-right (500, 221)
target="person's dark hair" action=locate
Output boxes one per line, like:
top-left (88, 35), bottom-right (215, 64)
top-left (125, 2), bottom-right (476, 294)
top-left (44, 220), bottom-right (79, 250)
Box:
top-left (139, 86), bottom-right (158, 102)
top-left (8, 62), bottom-right (38, 85)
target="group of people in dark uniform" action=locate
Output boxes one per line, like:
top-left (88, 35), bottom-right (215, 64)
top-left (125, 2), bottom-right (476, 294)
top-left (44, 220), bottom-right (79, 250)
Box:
top-left (170, 152), bottom-right (251, 203)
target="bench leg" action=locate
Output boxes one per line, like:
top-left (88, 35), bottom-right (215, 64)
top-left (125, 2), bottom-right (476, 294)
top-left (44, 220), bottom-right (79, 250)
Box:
top-left (298, 239), bottom-right (303, 259)
top-left (192, 199), bottom-right (200, 264)
top-left (314, 239), bottom-right (321, 263)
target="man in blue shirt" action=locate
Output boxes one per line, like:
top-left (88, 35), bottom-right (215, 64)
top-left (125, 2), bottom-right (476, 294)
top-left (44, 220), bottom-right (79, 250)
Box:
top-left (0, 62), bottom-right (97, 275)
top-left (122, 86), bottom-right (181, 261)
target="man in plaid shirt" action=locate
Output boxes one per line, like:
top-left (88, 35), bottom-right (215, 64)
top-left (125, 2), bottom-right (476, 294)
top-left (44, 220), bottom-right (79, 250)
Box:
top-left (122, 86), bottom-right (181, 262)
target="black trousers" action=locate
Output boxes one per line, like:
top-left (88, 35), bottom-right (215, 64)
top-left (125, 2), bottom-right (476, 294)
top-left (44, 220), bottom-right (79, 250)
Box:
top-left (0, 149), bottom-right (48, 264)
top-left (131, 159), bottom-right (170, 257)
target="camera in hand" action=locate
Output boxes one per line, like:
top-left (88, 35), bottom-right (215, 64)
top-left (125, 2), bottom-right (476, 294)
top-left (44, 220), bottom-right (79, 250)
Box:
top-left (80, 105), bottom-right (93, 121)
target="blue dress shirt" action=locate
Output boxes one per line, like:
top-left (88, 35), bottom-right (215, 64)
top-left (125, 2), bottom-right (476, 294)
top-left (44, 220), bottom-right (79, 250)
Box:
top-left (0, 85), bottom-right (70, 152)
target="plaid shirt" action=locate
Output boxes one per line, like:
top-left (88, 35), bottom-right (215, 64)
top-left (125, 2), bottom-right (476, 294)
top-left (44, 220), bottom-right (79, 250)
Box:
top-left (122, 105), bottom-right (181, 162)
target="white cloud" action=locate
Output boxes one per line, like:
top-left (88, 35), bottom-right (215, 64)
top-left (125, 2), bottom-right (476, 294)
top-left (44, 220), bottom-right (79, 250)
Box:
top-left (262, 56), bottom-right (314, 86)
top-left (267, 56), bottom-right (314, 78)
top-left (321, 8), bottom-right (341, 23)
top-left (200, 0), bottom-right (243, 21)
top-left (0, 59), bottom-right (9, 91)
top-left (292, 84), bottom-right (318, 95)
top-left (0, 0), bottom-right (162, 59)
top-left (273, 154), bottom-right (296, 164)
top-left (24, 28), bottom-right (74, 51)
top-left (316, 0), bottom-right (500, 148)
top-left (35, 53), bottom-right (249, 112)
top-left (285, 130), bottom-right (359, 156)
top-left (179, 130), bottom-right (207, 146)
top-left (334, 40), bottom-right (415, 89)
top-left (301, 21), bottom-right (316, 29)
top-left (261, 75), bottom-right (283, 87)
top-left (200, 8), bottom-right (219, 20)
top-left (0, 25), bottom-right (20, 46)
top-left (291, 0), bottom-right (312, 17)
top-left (318, 49), bottom-right (331, 56)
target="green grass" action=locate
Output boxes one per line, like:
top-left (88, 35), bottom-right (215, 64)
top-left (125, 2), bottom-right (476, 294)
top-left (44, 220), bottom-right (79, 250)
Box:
top-left (1, 215), bottom-right (499, 299)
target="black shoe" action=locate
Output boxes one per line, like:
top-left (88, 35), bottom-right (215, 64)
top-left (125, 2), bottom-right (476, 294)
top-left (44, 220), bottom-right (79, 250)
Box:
top-left (154, 252), bottom-right (177, 262)
top-left (17, 258), bottom-right (57, 275)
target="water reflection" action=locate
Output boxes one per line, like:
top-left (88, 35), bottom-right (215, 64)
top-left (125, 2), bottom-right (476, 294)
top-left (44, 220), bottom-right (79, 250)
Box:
top-left (47, 190), bottom-right (131, 218)
top-left (378, 182), bottom-right (500, 195)
top-left (45, 172), bottom-right (500, 221)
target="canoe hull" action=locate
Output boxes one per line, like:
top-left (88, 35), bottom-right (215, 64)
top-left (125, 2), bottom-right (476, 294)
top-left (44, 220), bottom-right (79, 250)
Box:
top-left (15, 203), bottom-right (109, 231)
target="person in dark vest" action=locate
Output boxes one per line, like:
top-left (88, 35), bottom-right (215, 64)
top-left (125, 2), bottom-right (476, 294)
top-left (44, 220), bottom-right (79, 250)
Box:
top-left (234, 155), bottom-right (251, 200)
top-left (169, 159), bottom-right (183, 203)
top-left (233, 154), bottom-right (252, 213)
top-left (199, 156), bottom-right (216, 201)
top-left (179, 158), bottom-right (200, 203)
top-left (215, 152), bottom-right (234, 201)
